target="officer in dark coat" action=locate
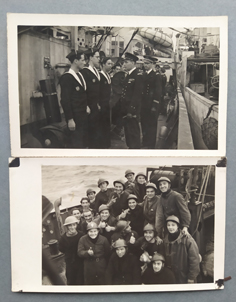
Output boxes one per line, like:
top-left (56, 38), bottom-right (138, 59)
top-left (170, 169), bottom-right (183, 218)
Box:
top-left (81, 49), bottom-right (101, 148)
top-left (120, 52), bottom-right (143, 149)
top-left (141, 55), bottom-right (162, 149)
top-left (60, 50), bottom-right (88, 148)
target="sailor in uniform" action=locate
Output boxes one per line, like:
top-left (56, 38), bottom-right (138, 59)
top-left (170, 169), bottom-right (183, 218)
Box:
top-left (141, 55), bottom-right (162, 149)
top-left (81, 49), bottom-right (101, 149)
top-left (99, 57), bottom-right (113, 148)
top-left (60, 50), bottom-right (89, 148)
top-left (120, 52), bottom-right (143, 149)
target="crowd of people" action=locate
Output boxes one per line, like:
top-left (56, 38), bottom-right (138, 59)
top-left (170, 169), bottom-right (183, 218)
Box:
top-left (58, 170), bottom-right (201, 286)
top-left (59, 48), bottom-right (168, 149)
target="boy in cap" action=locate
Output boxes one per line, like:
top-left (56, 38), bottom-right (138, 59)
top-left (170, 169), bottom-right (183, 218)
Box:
top-left (60, 49), bottom-right (89, 148)
top-left (141, 55), bottom-right (162, 149)
top-left (106, 239), bottom-right (141, 285)
top-left (124, 169), bottom-right (136, 194)
top-left (94, 204), bottom-right (117, 243)
top-left (94, 178), bottom-right (114, 214)
top-left (120, 52), bottom-right (143, 149)
top-left (86, 188), bottom-right (96, 212)
top-left (108, 179), bottom-right (129, 218)
top-left (142, 252), bottom-right (176, 284)
top-left (80, 48), bottom-right (101, 148)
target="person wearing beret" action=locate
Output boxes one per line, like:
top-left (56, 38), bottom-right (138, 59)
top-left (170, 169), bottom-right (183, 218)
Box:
top-left (80, 49), bottom-right (101, 148)
top-left (141, 55), bottom-right (162, 149)
top-left (99, 57), bottom-right (113, 148)
top-left (120, 52), bottom-right (144, 149)
top-left (60, 50), bottom-right (89, 148)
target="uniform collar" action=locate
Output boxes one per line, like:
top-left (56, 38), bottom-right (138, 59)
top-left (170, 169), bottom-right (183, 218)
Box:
top-left (146, 69), bottom-right (152, 74)
top-left (128, 67), bottom-right (136, 75)
top-left (86, 65), bottom-right (101, 81)
top-left (67, 68), bottom-right (87, 90)
top-left (100, 70), bottom-right (111, 84)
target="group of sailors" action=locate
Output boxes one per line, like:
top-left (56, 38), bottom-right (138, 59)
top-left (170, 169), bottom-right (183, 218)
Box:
top-left (58, 170), bottom-right (201, 286)
top-left (59, 48), bottom-right (167, 149)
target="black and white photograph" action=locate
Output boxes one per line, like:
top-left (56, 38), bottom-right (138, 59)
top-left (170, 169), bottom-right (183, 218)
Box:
top-left (41, 164), bottom-right (216, 288)
top-left (8, 14), bottom-right (227, 157)
top-left (9, 157), bottom-right (226, 292)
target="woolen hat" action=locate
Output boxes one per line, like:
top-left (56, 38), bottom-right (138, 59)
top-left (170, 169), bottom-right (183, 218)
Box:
top-left (166, 215), bottom-right (180, 225)
top-left (143, 223), bottom-right (155, 232)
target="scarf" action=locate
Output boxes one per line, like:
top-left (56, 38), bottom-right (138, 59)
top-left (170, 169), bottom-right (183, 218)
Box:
top-left (168, 229), bottom-right (180, 242)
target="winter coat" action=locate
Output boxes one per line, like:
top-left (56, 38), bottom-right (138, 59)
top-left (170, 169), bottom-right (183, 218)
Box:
top-left (77, 234), bottom-right (111, 285)
top-left (106, 252), bottom-right (141, 285)
top-left (163, 232), bottom-right (200, 283)
top-left (140, 195), bottom-right (162, 228)
top-left (94, 188), bottom-right (114, 214)
top-left (93, 214), bottom-right (117, 243)
top-left (142, 266), bottom-right (176, 284)
top-left (125, 205), bottom-right (145, 237)
top-left (159, 190), bottom-right (191, 228)
top-left (58, 231), bottom-right (84, 285)
top-left (132, 236), bottom-right (165, 261)
top-left (131, 182), bottom-right (146, 203)
top-left (108, 191), bottom-right (129, 217)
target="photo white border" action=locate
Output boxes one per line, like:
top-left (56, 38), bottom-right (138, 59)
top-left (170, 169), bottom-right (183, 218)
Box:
top-left (7, 14), bottom-right (228, 157)
top-left (10, 157), bottom-right (226, 292)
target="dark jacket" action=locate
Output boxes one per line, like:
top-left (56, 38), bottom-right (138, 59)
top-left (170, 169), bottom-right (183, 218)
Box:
top-left (163, 232), bottom-right (200, 283)
top-left (120, 68), bottom-right (143, 117)
top-left (99, 72), bottom-right (111, 109)
top-left (106, 252), bottom-right (141, 285)
top-left (80, 67), bottom-right (100, 111)
top-left (132, 236), bottom-right (165, 260)
top-left (124, 180), bottom-right (135, 194)
top-left (94, 214), bottom-right (117, 243)
top-left (77, 234), bottom-right (111, 285)
top-left (58, 231), bottom-right (84, 285)
top-left (159, 190), bottom-right (191, 228)
top-left (140, 195), bottom-right (161, 227)
top-left (141, 69), bottom-right (162, 111)
top-left (94, 188), bottom-right (114, 214)
top-left (131, 182), bottom-right (146, 203)
top-left (60, 72), bottom-right (87, 121)
top-left (125, 205), bottom-right (145, 237)
top-left (142, 266), bottom-right (176, 284)
top-left (108, 191), bottom-right (129, 217)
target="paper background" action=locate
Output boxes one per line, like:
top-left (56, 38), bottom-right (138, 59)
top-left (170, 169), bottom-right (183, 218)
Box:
top-left (0, 0), bottom-right (236, 301)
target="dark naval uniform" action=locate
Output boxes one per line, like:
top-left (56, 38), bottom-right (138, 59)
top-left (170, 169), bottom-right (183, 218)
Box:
top-left (120, 68), bottom-right (143, 149)
top-left (141, 69), bottom-right (162, 148)
top-left (60, 69), bottom-right (88, 148)
top-left (81, 66), bottom-right (101, 148)
top-left (99, 71), bottom-right (112, 148)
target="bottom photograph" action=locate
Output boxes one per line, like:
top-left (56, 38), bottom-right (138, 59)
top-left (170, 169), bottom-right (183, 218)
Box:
top-left (42, 164), bottom-right (216, 287)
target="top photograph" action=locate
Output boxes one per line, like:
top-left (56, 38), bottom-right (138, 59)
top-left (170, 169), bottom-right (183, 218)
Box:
top-left (8, 15), bottom-right (227, 157)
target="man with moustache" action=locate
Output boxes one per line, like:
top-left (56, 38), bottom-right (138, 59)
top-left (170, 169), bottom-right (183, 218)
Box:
top-left (60, 49), bottom-right (89, 148)
top-left (141, 55), bottom-right (162, 149)
top-left (81, 48), bottom-right (101, 148)
top-left (120, 52), bottom-right (143, 149)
